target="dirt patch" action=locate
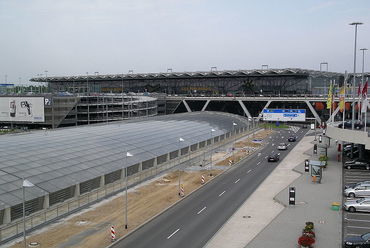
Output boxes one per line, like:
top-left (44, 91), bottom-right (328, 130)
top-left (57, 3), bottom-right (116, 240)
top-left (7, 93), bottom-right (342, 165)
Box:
top-left (10, 170), bottom-right (221, 248)
top-left (216, 130), bottom-right (273, 166)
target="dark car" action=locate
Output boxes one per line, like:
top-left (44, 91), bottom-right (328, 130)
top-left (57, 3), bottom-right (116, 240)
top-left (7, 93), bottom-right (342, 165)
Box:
top-left (344, 232), bottom-right (370, 247)
top-left (268, 154), bottom-right (280, 162)
top-left (288, 136), bottom-right (296, 142)
top-left (344, 144), bottom-right (359, 153)
top-left (339, 121), bottom-right (364, 130)
top-left (345, 149), bottom-right (360, 158)
top-left (344, 160), bottom-right (370, 170)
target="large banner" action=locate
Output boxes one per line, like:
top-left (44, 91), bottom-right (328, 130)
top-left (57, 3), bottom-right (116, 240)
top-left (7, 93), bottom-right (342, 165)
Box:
top-left (263, 109), bottom-right (306, 122)
top-left (0, 97), bottom-right (45, 122)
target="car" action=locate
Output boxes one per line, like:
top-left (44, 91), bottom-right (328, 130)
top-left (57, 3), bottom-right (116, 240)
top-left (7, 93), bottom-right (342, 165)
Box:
top-left (344, 160), bottom-right (370, 170)
top-left (277, 143), bottom-right (287, 150)
top-left (345, 181), bottom-right (370, 189)
top-left (344, 198), bottom-right (370, 213)
top-left (339, 120), bottom-right (364, 130)
top-left (268, 154), bottom-right (280, 162)
top-left (343, 144), bottom-right (359, 152)
top-left (287, 136), bottom-right (296, 142)
top-left (345, 150), bottom-right (360, 159)
top-left (344, 232), bottom-right (370, 247)
top-left (344, 185), bottom-right (370, 198)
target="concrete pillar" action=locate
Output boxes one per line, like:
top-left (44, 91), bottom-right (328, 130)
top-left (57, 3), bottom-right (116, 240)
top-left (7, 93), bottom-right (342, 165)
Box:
top-left (43, 194), bottom-right (50, 209)
top-left (75, 183), bottom-right (80, 197)
top-left (100, 175), bottom-right (105, 187)
top-left (139, 162), bottom-right (143, 172)
top-left (3, 207), bottom-right (11, 224)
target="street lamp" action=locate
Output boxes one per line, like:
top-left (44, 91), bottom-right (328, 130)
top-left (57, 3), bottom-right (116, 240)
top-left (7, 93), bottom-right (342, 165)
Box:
top-left (232, 122), bottom-right (237, 162)
top-left (178, 138), bottom-right (184, 195)
top-left (124, 151), bottom-right (133, 229)
top-left (360, 48), bottom-right (368, 123)
top-left (210, 129), bottom-right (216, 170)
top-left (350, 22), bottom-right (363, 130)
top-left (22, 179), bottom-right (34, 248)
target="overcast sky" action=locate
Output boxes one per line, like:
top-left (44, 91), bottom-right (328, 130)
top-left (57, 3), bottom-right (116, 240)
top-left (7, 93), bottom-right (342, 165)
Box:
top-left (1, 0), bottom-right (370, 84)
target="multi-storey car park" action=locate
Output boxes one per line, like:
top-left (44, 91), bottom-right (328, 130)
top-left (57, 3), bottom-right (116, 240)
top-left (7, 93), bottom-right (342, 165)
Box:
top-left (0, 111), bottom-right (251, 244)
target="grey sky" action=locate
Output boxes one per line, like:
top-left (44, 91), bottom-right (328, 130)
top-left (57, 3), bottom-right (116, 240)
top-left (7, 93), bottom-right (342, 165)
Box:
top-left (1, 0), bottom-right (370, 84)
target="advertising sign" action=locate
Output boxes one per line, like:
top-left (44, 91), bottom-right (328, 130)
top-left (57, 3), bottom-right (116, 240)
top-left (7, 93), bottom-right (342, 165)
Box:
top-left (0, 97), bottom-right (45, 122)
top-left (262, 109), bottom-right (306, 122)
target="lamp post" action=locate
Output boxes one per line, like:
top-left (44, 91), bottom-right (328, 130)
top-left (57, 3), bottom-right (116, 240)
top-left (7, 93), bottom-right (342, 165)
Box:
top-left (178, 138), bottom-right (184, 195)
top-left (350, 22), bottom-right (363, 129)
top-left (124, 151), bottom-right (133, 229)
top-left (232, 122), bottom-right (237, 162)
top-left (210, 129), bottom-right (216, 170)
top-left (22, 179), bottom-right (34, 248)
top-left (360, 48), bottom-right (368, 122)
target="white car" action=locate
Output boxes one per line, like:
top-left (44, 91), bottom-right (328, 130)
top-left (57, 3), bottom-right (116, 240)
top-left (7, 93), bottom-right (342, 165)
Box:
top-left (277, 143), bottom-right (287, 150)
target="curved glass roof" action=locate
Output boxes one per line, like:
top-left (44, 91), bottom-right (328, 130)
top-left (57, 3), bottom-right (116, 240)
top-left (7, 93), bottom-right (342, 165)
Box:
top-left (0, 111), bottom-right (249, 209)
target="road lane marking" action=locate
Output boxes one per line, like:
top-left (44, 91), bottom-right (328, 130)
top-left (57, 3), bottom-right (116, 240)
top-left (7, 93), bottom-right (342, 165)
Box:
top-left (257, 153), bottom-right (261, 157)
top-left (234, 178), bottom-right (240, 184)
top-left (257, 161), bottom-right (261, 165)
top-left (219, 191), bottom-right (226, 197)
top-left (167, 229), bottom-right (180, 239)
top-left (247, 169), bottom-right (252, 174)
top-left (272, 143), bottom-right (274, 146)
top-left (265, 156), bottom-right (268, 159)
top-left (197, 206), bottom-right (207, 215)
top-left (345, 218), bottom-right (370, 223)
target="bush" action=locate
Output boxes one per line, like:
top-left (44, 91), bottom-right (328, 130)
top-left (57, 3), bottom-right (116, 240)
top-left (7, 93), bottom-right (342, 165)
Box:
top-left (319, 155), bottom-right (328, 162)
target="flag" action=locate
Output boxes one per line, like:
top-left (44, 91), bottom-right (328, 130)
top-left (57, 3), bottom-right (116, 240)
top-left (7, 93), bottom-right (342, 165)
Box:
top-left (339, 86), bottom-right (345, 112)
top-left (362, 80), bottom-right (368, 98)
top-left (327, 82), bottom-right (333, 109)
top-left (358, 83), bottom-right (362, 96)
top-left (361, 79), bottom-right (368, 113)
top-left (23, 179), bottom-right (34, 187)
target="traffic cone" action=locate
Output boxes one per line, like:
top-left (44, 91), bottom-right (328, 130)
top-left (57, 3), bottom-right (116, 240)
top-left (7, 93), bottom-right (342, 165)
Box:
top-left (111, 226), bottom-right (116, 242)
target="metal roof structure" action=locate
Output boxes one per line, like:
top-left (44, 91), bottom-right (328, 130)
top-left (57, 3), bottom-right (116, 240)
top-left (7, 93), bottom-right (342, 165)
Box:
top-left (0, 112), bottom-right (248, 209)
top-left (30, 68), bottom-right (342, 82)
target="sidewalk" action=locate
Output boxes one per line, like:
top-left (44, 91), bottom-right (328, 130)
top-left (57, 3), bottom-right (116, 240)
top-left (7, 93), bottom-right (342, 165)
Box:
top-left (205, 132), bottom-right (342, 248)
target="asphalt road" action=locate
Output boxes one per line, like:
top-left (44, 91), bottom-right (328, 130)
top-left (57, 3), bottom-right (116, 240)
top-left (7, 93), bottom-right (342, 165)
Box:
top-left (111, 127), bottom-right (308, 248)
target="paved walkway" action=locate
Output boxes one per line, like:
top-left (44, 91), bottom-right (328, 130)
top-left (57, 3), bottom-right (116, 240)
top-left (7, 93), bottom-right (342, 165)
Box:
top-left (205, 132), bottom-right (342, 248)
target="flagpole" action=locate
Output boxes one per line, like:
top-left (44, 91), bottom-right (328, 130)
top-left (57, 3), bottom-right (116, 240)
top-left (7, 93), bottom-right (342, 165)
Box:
top-left (329, 80), bottom-right (332, 123)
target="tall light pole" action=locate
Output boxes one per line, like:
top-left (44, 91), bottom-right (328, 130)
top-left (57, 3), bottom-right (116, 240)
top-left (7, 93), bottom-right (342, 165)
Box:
top-left (178, 138), bottom-right (184, 195)
top-left (124, 151), bottom-right (133, 229)
top-left (350, 22), bottom-right (363, 129)
top-left (22, 179), bottom-right (35, 248)
top-left (232, 122), bottom-right (237, 162)
top-left (360, 48), bottom-right (368, 122)
top-left (210, 129), bottom-right (216, 170)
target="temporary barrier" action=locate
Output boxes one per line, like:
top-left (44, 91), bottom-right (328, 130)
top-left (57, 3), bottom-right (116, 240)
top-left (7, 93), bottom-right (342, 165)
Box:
top-left (201, 175), bottom-right (205, 185)
top-left (111, 226), bottom-right (116, 242)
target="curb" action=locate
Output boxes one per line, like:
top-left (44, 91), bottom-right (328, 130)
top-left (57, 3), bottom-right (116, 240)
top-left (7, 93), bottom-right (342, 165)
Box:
top-left (106, 128), bottom-right (267, 248)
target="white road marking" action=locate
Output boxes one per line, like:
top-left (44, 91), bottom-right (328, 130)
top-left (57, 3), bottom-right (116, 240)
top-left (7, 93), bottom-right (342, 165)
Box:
top-left (272, 143), bottom-right (274, 146)
top-left (167, 229), bottom-right (180, 239)
top-left (197, 206), bottom-right (207, 215)
top-left (346, 225), bottom-right (370, 229)
top-left (257, 161), bottom-right (261, 165)
top-left (219, 191), bottom-right (226, 197)
top-left (345, 218), bottom-right (370, 223)
top-left (234, 178), bottom-right (240, 184)
top-left (247, 169), bottom-right (252, 174)
top-left (265, 156), bottom-right (268, 159)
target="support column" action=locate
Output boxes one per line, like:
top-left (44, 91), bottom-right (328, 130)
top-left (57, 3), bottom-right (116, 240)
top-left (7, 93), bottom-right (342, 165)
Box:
top-left (3, 207), bottom-right (11, 224)
top-left (305, 100), bottom-right (322, 125)
top-left (256, 100), bottom-right (272, 121)
top-left (201, 100), bottom-right (210, 111)
top-left (238, 100), bottom-right (252, 119)
top-left (182, 100), bottom-right (192, 112)
top-left (75, 183), bottom-right (80, 197)
top-left (43, 194), bottom-right (50, 209)
top-left (327, 105), bottom-right (340, 123)
top-left (100, 175), bottom-right (105, 187)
